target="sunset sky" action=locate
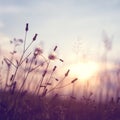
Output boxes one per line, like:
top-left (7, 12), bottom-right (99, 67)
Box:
top-left (0, 0), bottom-right (120, 63)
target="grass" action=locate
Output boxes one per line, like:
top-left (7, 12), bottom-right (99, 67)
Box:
top-left (0, 90), bottom-right (120, 120)
top-left (0, 23), bottom-right (120, 120)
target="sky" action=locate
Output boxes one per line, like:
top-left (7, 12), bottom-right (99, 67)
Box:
top-left (0, 0), bottom-right (120, 63)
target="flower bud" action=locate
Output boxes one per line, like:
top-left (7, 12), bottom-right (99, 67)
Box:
top-left (33, 33), bottom-right (38, 41)
top-left (65, 69), bottom-right (70, 77)
top-left (25, 23), bottom-right (29, 32)
top-left (48, 52), bottom-right (56, 60)
top-left (53, 46), bottom-right (57, 51)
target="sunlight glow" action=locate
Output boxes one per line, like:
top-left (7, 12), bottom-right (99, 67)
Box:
top-left (69, 61), bottom-right (99, 81)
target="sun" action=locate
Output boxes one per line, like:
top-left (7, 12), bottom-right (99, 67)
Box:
top-left (69, 61), bottom-right (99, 81)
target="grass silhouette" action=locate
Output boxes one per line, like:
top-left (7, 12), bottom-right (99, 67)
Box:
top-left (0, 23), bottom-right (120, 120)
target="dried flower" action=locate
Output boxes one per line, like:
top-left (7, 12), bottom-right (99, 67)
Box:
top-left (48, 52), bottom-right (56, 60)
top-left (12, 38), bottom-right (23, 46)
top-left (53, 46), bottom-right (57, 51)
top-left (42, 70), bottom-right (47, 77)
top-left (18, 39), bottom-right (23, 43)
top-left (59, 59), bottom-right (64, 62)
top-left (34, 47), bottom-right (43, 57)
top-left (55, 78), bottom-right (59, 81)
top-left (53, 66), bottom-right (57, 72)
top-left (25, 23), bottom-right (29, 32)
top-left (71, 78), bottom-right (78, 83)
top-left (33, 33), bottom-right (38, 41)
top-left (65, 69), bottom-right (70, 77)
top-left (4, 58), bottom-right (10, 67)
top-left (46, 83), bottom-right (52, 85)
top-left (26, 58), bottom-right (29, 63)
top-left (10, 74), bottom-right (14, 81)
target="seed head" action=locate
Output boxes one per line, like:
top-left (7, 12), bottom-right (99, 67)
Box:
top-left (10, 74), bottom-right (14, 81)
top-left (53, 46), bottom-right (57, 51)
top-left (71, 78), bottom-right (78, 83)
top-left (25, 23), bottom-right (29, 32)
top-left (65, 69), bottom-right (70, 77)
top-left (48, 52), bottom-right (56, 60)
top-left (53, 66), bottom-right (57, 72)
top-left (59, 59), bottom-right (64, 62)
top-left (26, 58), bottom-right (29, 63)
top-left (42, 70), bottom-right (47, 77)
top-left (55, 78), bottom-right (59, 81)
top-left (34, 47), bottom-right (43, 57)
top-left (33, 33), bottom-right (38, 41)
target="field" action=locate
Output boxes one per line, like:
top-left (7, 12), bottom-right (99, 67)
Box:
top-left (0, 23), bottom-right (120, 120)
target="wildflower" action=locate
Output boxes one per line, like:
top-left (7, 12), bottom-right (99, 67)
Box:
top-left (18, 39), bottom-right (23, 43)
top-left (52, 66), bottom-right (57, 72)
top-left (34, 47), bottom-right (43, 57)
top-left (25, 23), bottom-right (29, 32)
top-left (53, 46), bottom-right (57, 51)
top-left (48, 52), bottom-right (56, 60)
top-left (55, 78), bottom-right (59, 81)
top-left (12, 38), bottom-right (23, 46)
top-left (46, 83), bottom-right (52, 85)
top-left (10, 74), bottom-right (14, 81)
top-left (33, 33), bottom-right (38, 41)
top-left (59, 59), bottom-right (64, 62)
top-left (71, 78), bottom-right (78, 83)
top-left (65, 69), bottom-right (70, 77)
top-left (42, 70), bottom-right (47, 77)
top-left (26, 58), bottom-right (29, 63)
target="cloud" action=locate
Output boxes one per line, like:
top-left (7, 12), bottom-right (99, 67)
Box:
top-left (0, 0), bottom-right (119, 62)
top-left (0, 5), bottom-right (24, 14)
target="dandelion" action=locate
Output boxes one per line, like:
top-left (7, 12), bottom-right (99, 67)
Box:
top-left (48, 52), bottom-right (56, 60)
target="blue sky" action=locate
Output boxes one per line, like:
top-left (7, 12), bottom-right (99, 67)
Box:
top-left (0, 0), bottom-right (120, 63)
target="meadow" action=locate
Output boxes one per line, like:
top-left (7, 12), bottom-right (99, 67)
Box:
top-left (0, 23), bottom-right (120, 120)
